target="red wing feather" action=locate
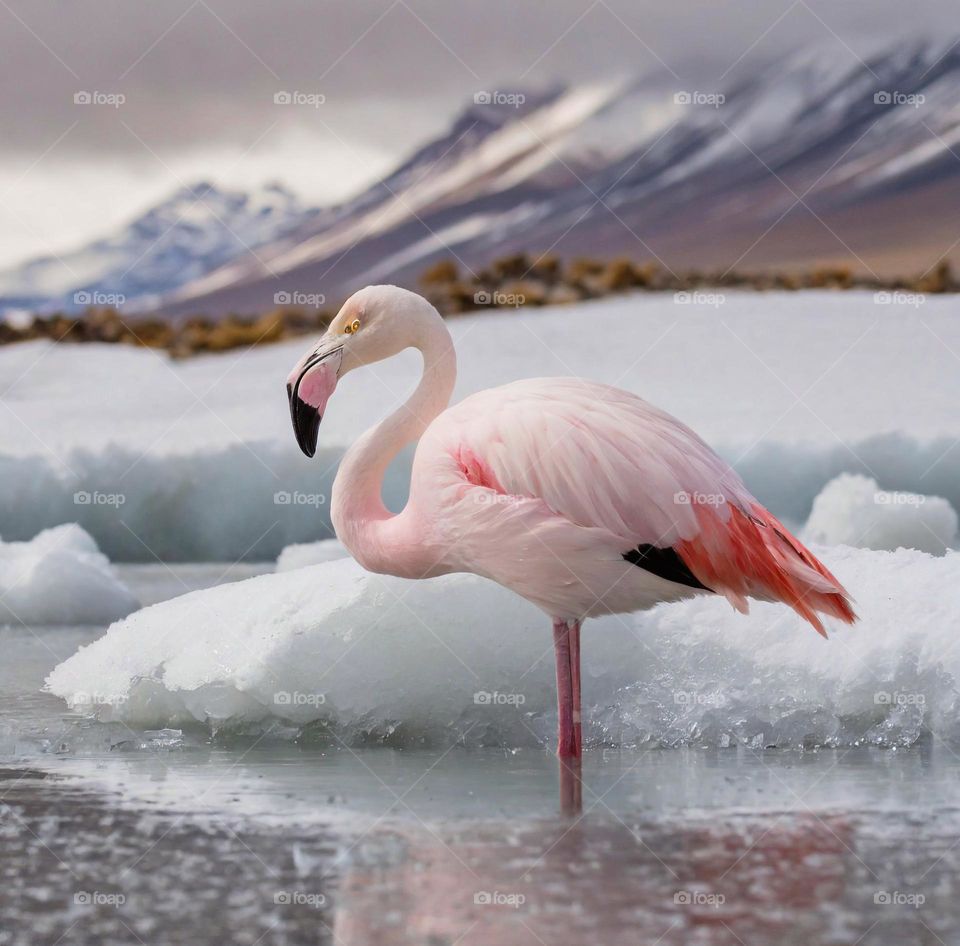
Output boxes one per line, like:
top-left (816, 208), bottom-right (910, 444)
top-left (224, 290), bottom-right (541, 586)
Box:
top-left (677, 503), bottom-right (857, 637)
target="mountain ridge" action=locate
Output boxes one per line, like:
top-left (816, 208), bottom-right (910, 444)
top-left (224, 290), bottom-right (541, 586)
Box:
top-left (0, 181), bottom-right (316, 316)
top-left (4, 36), bottom-right (959, 319)
top-left (157, 35), bottom-right (960, 317)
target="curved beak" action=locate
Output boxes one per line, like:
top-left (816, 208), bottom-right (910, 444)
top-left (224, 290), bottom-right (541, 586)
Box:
top-left (286, 342), bottom-right (343, 458)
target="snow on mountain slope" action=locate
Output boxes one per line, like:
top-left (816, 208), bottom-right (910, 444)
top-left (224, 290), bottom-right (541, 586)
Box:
top-left (159, 80), bottom-right (651, 309)
top-left (158, 37), bottom-right (960, 318)
top-left (4, 37), bottom-right (958, 322)
top-left (0, 182), bottom-right (316, 317)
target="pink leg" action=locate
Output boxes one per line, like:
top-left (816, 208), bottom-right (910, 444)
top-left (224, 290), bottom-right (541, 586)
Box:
top-left (570, 620), bottom-right (582, 757)
top-left (552, 618), bottom-right (578, 757)
top-left (553, 618), bottom-right (583, 814)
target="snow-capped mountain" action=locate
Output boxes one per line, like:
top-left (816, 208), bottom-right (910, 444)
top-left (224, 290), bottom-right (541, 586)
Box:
top-left (6, 37), bottom-right (959, 321)
top-left (0, 181), bottom-right (317, 316)
top-left (153, 36), bottom-right (960, 318)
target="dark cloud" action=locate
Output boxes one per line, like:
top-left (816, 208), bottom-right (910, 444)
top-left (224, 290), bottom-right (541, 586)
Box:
top-left (0, 0), bottom-right (955, 162)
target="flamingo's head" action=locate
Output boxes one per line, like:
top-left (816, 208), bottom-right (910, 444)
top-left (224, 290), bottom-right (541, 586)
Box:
top-left (286, 285), bottom-right (433, 457)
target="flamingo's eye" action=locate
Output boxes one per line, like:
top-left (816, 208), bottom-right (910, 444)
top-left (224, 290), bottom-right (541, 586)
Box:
top-left (344, 318), bottom-right (361, 335)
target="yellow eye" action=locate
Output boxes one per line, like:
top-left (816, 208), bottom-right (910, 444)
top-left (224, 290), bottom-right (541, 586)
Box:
top-left (344, 318), bottom-right (361, 335)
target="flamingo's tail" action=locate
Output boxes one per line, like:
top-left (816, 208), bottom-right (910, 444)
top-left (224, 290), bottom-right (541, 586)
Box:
top-left (677, 502), bottom-right (857, 637)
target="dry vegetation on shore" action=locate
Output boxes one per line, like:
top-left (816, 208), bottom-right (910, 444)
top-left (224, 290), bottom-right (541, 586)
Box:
top-left (2, 255), bottom-right (955, 357)
top-left (419, 255), bottom-right (957, 311)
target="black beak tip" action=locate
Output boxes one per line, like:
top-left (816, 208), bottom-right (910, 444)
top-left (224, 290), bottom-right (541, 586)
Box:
top-left (287, 381), bottom-right (320, 458)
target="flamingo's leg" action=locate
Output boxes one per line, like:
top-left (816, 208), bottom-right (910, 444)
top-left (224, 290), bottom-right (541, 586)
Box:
top-left (570, 620), bottom-right (582, 756)
top-left (552, 618), bottom-right (582, 758)
top-left (553, 617), bottom-right (583, 814)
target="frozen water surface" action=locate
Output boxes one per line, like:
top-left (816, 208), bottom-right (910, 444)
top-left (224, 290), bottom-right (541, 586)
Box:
top-left (2, 564), bottom-right (960, 944)
top-left (4, 290), bottom-right (960, 942)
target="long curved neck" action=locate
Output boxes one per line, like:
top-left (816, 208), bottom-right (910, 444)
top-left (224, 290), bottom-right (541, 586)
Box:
top-left (331, 312), bottom-right (456, 577)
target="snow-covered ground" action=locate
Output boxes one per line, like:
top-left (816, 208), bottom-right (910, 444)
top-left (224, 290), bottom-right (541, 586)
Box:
top-left (2, 291), bottom-right (959, 561)
top-left (275, 538), bottom-right (348, 571)
top-left (46, 545), bottom-right (959, 750)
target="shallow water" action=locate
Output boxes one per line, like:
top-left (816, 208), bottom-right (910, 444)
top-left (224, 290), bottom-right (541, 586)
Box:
top-left (4, 565), bottom-right (960, 944)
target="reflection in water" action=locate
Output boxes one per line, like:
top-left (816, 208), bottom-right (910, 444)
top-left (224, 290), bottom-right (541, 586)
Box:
top-left (336, 808), bottom-right (952, 946)
top-left (558, 754), bottom-right (582, 815)
top-left (3, 750), bottom-right (960, 945)
top-left (4, 565), bottom-right (958, 944)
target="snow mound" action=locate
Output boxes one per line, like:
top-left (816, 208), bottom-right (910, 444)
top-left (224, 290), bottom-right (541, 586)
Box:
top-left (276, 538), bottom-right (349, 571)
top-left (47, 546), bottom-right (960, 750)
top-left (0, 524), bottom-right (139, 626)
top-left (803, 474), bottom-right (958, 555)
top-left (5, 292), bottom-right (960, 562)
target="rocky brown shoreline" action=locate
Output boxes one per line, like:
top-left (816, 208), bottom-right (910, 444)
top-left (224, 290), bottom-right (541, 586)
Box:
top-left (2, 255), bottom-right (954, 358)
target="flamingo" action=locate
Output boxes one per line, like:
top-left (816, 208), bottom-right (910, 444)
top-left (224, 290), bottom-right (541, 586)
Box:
top-left (286, 285), bottom-right (856, 800)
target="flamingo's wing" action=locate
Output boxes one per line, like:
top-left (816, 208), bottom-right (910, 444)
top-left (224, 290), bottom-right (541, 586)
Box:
top-left (425, 378), bottom-right (855, 634)
top-left (431, 378), bottom-right (749, 546)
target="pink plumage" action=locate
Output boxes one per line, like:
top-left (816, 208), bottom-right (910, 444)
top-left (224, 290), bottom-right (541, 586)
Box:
top-left (286, 286), bottom-right (856, 788)
top-left (412, 376), bottom-right (854, 631)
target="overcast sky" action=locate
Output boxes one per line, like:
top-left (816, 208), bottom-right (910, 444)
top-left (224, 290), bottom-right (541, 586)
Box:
top-left (0, 0), bottom-right (954, 268)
